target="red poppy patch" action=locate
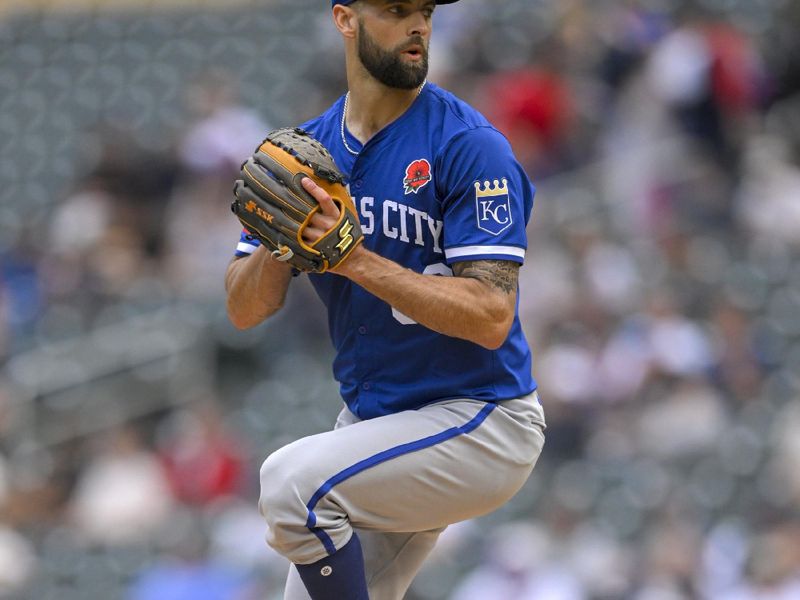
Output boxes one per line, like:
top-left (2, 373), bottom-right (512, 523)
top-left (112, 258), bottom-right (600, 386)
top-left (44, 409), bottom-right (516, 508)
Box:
top-left (403, 159), bottom-right (432, 195)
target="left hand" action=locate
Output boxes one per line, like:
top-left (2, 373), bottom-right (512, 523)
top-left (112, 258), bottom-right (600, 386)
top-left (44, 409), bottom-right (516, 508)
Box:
top-left (301, 177), bottom-right (341, 245)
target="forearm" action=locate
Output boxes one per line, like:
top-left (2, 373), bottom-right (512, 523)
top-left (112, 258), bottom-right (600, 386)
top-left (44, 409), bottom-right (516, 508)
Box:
top-left (225, 245), bottom-right (293, 329)
top-left (335, 247), bottom-right (515, 349)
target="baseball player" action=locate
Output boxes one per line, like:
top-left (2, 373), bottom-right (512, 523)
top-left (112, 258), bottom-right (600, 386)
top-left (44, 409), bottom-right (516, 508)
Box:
top-left (225, 1), bottom-right (546, 598)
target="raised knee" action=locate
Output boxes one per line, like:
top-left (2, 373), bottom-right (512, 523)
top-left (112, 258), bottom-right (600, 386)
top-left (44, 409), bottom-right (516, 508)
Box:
top-left (258, 446), bottom-right (302, 519)
top-left (258, 445), bottom-right (333, 561)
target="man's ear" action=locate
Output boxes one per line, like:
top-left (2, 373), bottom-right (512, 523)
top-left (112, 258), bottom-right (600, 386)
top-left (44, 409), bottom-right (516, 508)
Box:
top-left (332, 5), bottom-right (359, 39)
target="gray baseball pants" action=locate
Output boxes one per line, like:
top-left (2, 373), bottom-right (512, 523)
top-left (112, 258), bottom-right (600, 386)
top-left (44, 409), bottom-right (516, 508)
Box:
top-left (258, 392), bottom-right (546, 600)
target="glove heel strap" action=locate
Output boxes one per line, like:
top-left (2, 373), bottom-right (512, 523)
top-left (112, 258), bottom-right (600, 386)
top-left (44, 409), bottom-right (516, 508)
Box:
top-left (273, 247), bottom-right (295, 262)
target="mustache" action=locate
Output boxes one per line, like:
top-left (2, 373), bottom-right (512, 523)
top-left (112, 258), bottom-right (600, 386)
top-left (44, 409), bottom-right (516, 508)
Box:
top-left (396, 36), bottom-right (427, 53)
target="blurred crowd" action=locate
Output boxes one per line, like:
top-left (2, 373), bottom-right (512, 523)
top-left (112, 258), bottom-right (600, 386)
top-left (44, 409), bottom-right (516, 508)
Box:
top-left (1, 0), bottom-right (800, 598)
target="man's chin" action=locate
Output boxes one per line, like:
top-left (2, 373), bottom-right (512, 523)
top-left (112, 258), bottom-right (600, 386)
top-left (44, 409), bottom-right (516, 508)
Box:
top-left (397, 67), bottom-right (428, 89)
top-left (367, 62), bottom-right (427, 90)
top-left (392, 78), bottom-right (426, 90)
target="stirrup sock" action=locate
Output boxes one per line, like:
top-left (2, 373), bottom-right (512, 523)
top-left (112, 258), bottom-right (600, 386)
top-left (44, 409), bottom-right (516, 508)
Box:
top-left (295, 533), bottom-right (369, 600)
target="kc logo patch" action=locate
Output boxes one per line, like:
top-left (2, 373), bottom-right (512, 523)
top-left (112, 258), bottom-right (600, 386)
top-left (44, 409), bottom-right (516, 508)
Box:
top-left (475, 178), bottom-right (511, 235)
top-left (403, 159), bottom-right (432, 195)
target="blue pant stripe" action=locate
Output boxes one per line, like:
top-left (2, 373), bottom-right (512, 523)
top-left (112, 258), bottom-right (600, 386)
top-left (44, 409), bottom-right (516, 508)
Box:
top-left (305, 402), bottom-right (497, 555)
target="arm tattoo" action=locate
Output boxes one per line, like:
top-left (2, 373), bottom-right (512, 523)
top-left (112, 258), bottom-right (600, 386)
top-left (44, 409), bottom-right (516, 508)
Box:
top-left (453, 260), bottom-right (519, 294)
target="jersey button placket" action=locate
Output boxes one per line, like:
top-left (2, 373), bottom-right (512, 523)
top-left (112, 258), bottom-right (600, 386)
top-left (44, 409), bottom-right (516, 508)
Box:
top-left (350, 278), bottom-right (371, 401)
top-left (350, 165), bottom-right (371, 401)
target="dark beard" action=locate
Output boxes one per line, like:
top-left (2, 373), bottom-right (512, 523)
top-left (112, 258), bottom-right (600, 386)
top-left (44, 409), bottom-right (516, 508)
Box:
top-left (357, 21), bottom-right (428, 90)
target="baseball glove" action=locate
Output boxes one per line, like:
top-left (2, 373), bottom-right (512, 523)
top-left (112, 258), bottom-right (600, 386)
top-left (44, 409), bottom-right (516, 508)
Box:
top-left (231, 127), bottom-right (363, 273)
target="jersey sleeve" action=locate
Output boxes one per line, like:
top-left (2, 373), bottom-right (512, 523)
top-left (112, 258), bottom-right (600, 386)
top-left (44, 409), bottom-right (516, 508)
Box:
top-left (234, 229), bottom-right (260, 257)
top-left (436, 126), bottom-right (535, 265)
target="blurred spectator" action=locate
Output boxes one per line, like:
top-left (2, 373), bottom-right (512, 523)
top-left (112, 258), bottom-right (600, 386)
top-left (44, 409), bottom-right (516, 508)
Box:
top-left (164, 70), bottom-right (270, 301)
top-left (450, 521), bottom-right (584, 600)
top-left (88, 122), bottom-right (179, 261)
top-left (50, 177), bottom-right (113, 257)
top-left (596, 319), bottom-right (650, 402)
top-left (0, 524), bottom-right (36, 594)
top-left (581, 239), bottom-right (642, 315)
top-left (704, 21), bottom-right (764, 119)
top-left (635, 517), bottom-right (703, 598)
top-left (726, 525), bottom-right (800, 600)
top-left (637, 379), bottom-right (727, 459)
top-left (597, 3), bottom-right (669, 95)
top-left (42, 122), bottom-right (179, 325)
top-left (0, 237), bottom-right (43, 354)
top-left (646, 10), bottom-right (764, 172)
top-left (479, 57), bottom-right (575, 176)
top-left (69, 426), bottom-right (174, 546)
top-left (768, 401), bottom-right (800, 506)
top-left (178, 70), bottom-right (269, 178)
top-left (565, 523), bottom-right (631, 598)
top-left (157, 402), bottom-right (245, 506)
top-left (737, 132), bottom-right (800, 245)
top-left (643, 292), bottom-right (713, 378)
top-left (43, 176), bottom-right (117, 316)
top-left (700, 520), bottom-right (750, 598)
top-left (709, 300), bottom-right (764, 401)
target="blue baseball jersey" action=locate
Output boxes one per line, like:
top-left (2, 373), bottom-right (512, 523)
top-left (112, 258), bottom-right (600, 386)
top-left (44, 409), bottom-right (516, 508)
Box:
top-left (235, 83), bottom-right (537, 419)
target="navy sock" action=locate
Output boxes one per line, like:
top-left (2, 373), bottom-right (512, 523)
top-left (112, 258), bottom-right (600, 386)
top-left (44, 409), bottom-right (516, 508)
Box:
top-left (295, 533), bottom-right (369, 600)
